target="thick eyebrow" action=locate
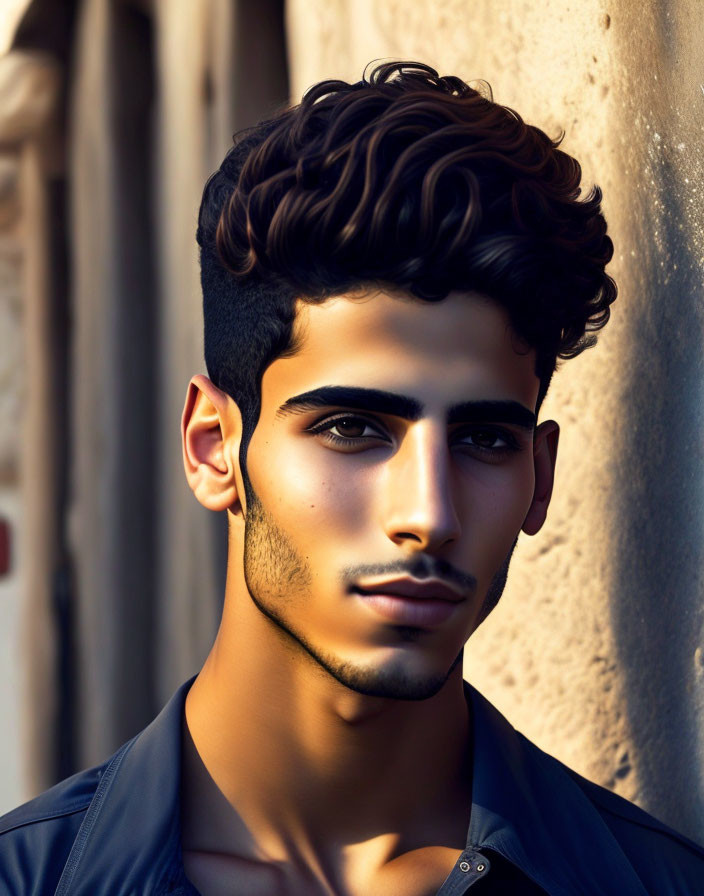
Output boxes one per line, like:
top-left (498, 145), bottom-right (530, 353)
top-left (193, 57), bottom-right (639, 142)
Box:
top-left (446, 399), bottom-right (536, 429)
top-left (276, 386), bottom-right (536, 430)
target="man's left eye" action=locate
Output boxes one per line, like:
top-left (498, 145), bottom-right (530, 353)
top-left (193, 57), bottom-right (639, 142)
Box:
top-left (456, 428), bottom-right (518, 452)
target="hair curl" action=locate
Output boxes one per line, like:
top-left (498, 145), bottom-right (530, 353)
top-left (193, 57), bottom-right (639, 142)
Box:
top-left (197, 61), bottom-right (616, 471)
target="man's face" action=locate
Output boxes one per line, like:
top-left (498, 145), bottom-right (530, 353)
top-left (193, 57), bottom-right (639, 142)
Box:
top-left (240, 290), bottom-right (546, 700)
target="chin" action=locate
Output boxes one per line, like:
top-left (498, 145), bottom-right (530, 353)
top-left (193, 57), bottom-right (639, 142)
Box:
top-left (322, 649), bottom-right (464, 701)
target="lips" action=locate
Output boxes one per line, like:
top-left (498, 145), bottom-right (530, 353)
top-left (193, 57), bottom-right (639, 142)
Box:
top-left (352, 576), bottom-right (465, 627)
top-left (352, 576), bottom-right (465, 603)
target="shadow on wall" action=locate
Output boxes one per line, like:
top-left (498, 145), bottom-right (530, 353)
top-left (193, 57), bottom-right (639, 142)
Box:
top-left (610, 131), bottom-right (704, 843)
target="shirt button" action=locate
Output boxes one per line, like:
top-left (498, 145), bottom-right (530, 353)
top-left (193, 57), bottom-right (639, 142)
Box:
top-left (459, 861), bottom-right (471, 872)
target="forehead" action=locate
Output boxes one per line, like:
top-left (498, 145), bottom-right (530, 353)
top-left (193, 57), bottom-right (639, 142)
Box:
top-left (261, 289), bottom-right (540, 412)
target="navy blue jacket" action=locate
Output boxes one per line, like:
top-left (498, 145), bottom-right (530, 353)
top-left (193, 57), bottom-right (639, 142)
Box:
top-left (1, 676), bottom-right (703, 894)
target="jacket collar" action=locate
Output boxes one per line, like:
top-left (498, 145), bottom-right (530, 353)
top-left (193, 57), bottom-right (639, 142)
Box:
top-left (58, 676), bottom-right (646, 895)
top-left (466, 681), bottom-right (647, 894)
top-left (56, 675), bottom-right (198, 895)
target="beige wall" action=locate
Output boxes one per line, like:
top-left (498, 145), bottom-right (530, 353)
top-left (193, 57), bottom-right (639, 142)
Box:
top-left (0, 47), bottom-right (62, 808)
top-left (287, 0), bottom-right (704, 842)
top-left (0, 146), bottom-right (25, 814)
top-left (68, 0), bottom-right (288, 768)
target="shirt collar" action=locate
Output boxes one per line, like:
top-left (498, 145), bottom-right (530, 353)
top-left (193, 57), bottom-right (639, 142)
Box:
top-left (59, 676), bottom-right (646, 895)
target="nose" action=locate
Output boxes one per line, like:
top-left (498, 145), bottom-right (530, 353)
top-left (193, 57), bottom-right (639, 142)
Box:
top-left (381, 421), bottom-right (461, 552)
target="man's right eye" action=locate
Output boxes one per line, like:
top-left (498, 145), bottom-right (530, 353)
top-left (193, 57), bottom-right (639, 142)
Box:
top-left (306, 414), bottom-right (389, 446)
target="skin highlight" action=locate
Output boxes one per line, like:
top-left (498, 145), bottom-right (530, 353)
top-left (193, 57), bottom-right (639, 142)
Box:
top-left (179, 289), bottom-right (559, 895)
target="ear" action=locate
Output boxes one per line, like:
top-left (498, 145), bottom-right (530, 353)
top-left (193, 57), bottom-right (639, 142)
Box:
top-left (521, 420), bottom-right (559, 536)
top-left (181, 374), bottom-right (244, 515)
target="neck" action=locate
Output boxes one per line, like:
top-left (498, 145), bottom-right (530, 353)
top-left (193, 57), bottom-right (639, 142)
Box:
top-left (181, 577), bottom-right (473, 866)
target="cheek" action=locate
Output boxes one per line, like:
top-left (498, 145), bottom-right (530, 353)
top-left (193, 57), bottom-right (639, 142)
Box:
top-left (251, 436), bottom-right (373, 544)
top-left (458, 458), bottom-right (535, 546)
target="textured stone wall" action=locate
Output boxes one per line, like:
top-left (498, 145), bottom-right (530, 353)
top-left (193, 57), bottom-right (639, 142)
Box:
top-left (286, 0), bottom-right (704, 842)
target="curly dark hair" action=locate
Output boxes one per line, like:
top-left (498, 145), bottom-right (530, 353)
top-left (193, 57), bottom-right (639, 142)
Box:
top-left (197, 60), bottom-right (616, 475)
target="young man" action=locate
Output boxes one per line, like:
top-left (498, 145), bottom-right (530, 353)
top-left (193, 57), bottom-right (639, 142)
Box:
top-left (2, 61), bottom-right (703, 895)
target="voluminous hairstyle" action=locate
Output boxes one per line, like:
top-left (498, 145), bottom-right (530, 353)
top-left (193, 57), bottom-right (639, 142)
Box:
top-left (197, 60), bottom-right (617, 474)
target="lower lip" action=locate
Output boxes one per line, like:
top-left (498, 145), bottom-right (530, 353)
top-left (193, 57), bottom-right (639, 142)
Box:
top-left (355, 592), bottom-right (460, 626)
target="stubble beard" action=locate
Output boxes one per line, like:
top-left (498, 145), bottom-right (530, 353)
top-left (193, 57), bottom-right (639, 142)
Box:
top-left (241, 476), bottom-right (517, 701)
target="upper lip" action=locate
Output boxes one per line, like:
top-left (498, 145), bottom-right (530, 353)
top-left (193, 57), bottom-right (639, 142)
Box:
top-left (353, 576), bottom-right (465, 603)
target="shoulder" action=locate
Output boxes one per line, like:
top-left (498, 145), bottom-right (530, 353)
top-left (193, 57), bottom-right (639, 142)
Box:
top-left (524, 732), bottom-right (704, 892)
top-left (568, 762), bottom-right (704, 891)
top-left (0, 761), bottom-right (105, 895)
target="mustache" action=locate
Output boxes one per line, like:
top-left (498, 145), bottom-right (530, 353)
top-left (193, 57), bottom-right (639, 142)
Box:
top-left (341, 555), bottom-right (477, 595)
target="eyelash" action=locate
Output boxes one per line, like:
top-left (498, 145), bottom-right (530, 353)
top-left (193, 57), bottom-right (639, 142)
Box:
top-left (305, 413), bottom-right (522, 456)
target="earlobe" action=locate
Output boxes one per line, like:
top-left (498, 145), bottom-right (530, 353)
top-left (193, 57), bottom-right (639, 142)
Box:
top-left (181, 375), bottom-right (244, 515)
top-left (521, 421), bottom-right (560, 536)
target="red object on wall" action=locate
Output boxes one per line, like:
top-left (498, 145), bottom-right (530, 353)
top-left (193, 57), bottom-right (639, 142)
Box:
top-left (0, 518), bottom-right (9, 576)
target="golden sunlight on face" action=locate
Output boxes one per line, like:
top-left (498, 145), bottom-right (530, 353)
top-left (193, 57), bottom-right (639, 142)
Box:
top-left (241, 289), bottom-right (541, 700)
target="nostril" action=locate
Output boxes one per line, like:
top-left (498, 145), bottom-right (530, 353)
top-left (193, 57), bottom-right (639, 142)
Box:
top-left (393, 531), bottom-right (423, 542)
